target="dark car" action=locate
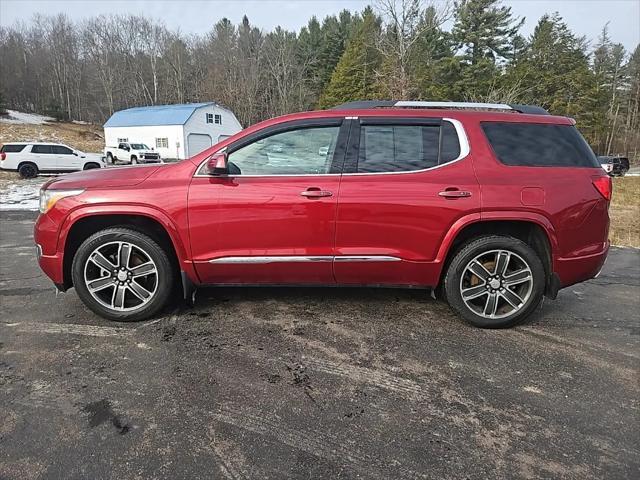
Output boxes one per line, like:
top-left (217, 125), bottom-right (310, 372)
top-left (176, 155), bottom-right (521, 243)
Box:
top-left (34, 101), bottom-right (611, 328)
top-left (598, 155), bottom-right (630, 177)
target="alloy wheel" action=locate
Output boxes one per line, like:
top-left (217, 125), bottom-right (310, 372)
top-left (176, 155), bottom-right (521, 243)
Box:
top-left (83, 241), bottom-right (158, 312)
top-left (459, 249), bottom-right (534, 320)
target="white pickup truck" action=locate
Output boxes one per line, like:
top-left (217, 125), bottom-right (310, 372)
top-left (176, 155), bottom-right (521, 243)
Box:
top-left (104, 142), bottom-right (162, 165)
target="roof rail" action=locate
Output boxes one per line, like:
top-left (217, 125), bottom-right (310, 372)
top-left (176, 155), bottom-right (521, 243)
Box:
top-left (331, 100), bottom-right (549, 115)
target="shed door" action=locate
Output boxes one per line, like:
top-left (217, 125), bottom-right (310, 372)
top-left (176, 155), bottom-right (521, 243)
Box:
top-left (187, 133), bottom-right (212, 157)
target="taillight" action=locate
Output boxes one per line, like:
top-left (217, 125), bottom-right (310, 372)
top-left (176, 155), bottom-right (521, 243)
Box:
top-left (592, 175), bottom-right (612, 201)
top-left (0, 152), bottom-right (5, 161)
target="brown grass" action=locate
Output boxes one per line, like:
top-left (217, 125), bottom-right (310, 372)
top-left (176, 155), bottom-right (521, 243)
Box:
top-left (610, 176), bottom-right (640, 248)
top-left (0, 121), bottom-right (103, 152)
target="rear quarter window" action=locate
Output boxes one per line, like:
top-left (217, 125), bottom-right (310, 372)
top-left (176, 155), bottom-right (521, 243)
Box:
top-left (1, 144), bottom-right (26, 153)
top-left (481, 122), bottom-right (599, 168)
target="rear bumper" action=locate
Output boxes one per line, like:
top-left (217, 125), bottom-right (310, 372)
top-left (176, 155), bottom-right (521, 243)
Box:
top-left (554, 241), bottom-right (609, 289)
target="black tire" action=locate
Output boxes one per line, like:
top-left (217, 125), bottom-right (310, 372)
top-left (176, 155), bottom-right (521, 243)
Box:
top-left (71, 228), bottom-right (175, 322)
top-left (106, 153), bottom-right (114, 164)
top-left (18, 162), bottom-right (38, 178)
top-left (83, 162), bottom-right (100, 170)
top-left (444, 235), bottom-right (545, 328)
top-left (130, 156), bottom-right (138, 165)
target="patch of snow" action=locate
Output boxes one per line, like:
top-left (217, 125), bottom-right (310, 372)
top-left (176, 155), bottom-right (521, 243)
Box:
top-left (627, 166), bottom-right (640, 177)
top-left (0, 179), bottom-right (46, 211)
top-left (0, 109), bottom-right (54, 125)
top-left (523, 386), bottom-right (542, 394)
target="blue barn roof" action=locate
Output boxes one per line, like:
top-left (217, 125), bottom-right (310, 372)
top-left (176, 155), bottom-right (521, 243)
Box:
top-left (104, 102), bottom-right (215, 127)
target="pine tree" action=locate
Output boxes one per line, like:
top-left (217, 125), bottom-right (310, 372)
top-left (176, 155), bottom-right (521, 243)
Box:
top-left (592, 25), bottom-right (627, 153)
top-left (624, 46), bottom-right (640, 158)
top-left (315, 10), bottom-right (360, 96)
top-left (318, 8), bottom-right (382, 108)
top-left (412, 6), bottom-right (456, 100)
top-left (452, 0), bottom-right (524, 65)
top-left (506, 14), bottom-right (600, 142)
top-left (297, 16), bottom-right (324, 102)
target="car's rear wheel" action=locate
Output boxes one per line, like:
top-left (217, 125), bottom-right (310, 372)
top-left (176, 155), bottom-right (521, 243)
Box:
top-left (18, 162), bottom-right (38, 178)
top-left (71, 228), bottom-right (174, 321)
top-left (444, 235), bottom-right (545, 328)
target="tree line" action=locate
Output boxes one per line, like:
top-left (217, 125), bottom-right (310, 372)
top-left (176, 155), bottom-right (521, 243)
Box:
top-left (0, 0), bottom-right (638, 158)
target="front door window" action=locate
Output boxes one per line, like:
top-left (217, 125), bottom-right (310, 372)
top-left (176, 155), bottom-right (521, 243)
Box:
top-left (227, 126), bottom-right (340, 176)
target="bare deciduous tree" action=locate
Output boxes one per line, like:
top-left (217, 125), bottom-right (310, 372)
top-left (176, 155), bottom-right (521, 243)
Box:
top-left (375, 0), bottom-right (451, 98)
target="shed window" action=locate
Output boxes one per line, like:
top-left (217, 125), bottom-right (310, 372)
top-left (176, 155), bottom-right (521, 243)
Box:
top-left (215, 114), bottom-right (222, 125)
top-left (117, 138), bottom-right (128, 143)
top-left (206, 113), bottom-right (214, 124)
top-left (156, 138), bottom-right (169, 149)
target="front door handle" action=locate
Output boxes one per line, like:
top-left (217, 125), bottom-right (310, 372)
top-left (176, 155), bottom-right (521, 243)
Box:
top-left (301, 188), bottom-right (333, 198)
top-left (438, 190), bottom-right (472, 199)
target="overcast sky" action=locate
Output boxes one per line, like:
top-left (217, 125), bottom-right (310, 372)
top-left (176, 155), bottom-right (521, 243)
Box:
top-left (1, 0), bottom-right (638, 51)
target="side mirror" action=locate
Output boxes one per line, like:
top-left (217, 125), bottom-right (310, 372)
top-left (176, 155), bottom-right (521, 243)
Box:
top-left (206, 152), bottom-right (229, 175)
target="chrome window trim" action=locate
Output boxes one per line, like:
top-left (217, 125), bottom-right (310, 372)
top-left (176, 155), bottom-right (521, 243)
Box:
top-left (342, 117), bottom-right (469, 176)
top-left (193, 118), bottom-right (470, 178)
top-left (208, 255), bottom-right (402, 264)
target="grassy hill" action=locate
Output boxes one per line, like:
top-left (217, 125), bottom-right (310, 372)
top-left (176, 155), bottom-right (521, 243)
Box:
top-left (0, 121), bottom-right (104, 153)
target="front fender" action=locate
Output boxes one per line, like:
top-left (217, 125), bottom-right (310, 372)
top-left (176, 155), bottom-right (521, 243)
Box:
top-left (57, 204), bottom-right (198, 284)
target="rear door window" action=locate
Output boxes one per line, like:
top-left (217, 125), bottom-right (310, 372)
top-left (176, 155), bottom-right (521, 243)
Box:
top-left (31, 145), bottom-right (53, 154)
top-left (52, 145), bottom-right (73, 155)
top-left (356, 121), bottom-right (460, 173)
top-left (481, 122), bottom-right (599, 168)
top-left (1, 144), bottom-right (26, 153)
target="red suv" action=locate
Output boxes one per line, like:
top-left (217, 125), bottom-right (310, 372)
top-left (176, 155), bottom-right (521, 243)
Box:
top-left (34, 101), bottom-right (611, 328)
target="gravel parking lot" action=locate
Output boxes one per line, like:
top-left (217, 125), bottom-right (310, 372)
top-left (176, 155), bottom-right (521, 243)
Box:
top-left (1, 211), bottom-right (638, 479)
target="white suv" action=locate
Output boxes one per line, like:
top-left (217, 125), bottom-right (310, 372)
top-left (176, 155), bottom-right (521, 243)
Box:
top-left (0, 142), bottom-right (106, 178)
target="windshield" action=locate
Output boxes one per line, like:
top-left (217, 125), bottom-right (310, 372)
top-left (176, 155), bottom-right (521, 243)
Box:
top-left (130, 144), bottom-right (149, 150)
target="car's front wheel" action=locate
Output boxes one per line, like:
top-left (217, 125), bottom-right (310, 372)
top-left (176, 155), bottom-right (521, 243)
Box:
top-left (71, 228), bottom-right (174, 321)
top-left (444, 235), bottom-right (545, 328)
top-left (131, 156), bottom-right (138, 165)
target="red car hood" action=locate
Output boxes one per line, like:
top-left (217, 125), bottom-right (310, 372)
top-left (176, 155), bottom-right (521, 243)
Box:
top-left (44, 165), bottom-right (163, 190)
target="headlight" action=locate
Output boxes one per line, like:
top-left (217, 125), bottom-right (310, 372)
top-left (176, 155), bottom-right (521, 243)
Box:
top-left (39, 189), bottom-right (85, 213)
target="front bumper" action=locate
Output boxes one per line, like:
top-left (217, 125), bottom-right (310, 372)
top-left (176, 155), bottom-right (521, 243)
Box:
top-left (34, 213), bottom-right (65, 288)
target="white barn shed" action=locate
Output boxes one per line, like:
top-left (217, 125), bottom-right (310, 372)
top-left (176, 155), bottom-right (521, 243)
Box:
top-left (103, 102), bottom-right (242, 160)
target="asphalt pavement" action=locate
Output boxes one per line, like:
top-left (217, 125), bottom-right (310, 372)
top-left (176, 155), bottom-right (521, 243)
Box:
top-left (1, 211), bottom-right (638, 479)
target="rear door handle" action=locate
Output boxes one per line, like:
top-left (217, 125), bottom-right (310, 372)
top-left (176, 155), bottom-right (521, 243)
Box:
top-left (301, 188), bottom-right (333, 198)
top-left (438, 190), bottom-right (472, 199)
